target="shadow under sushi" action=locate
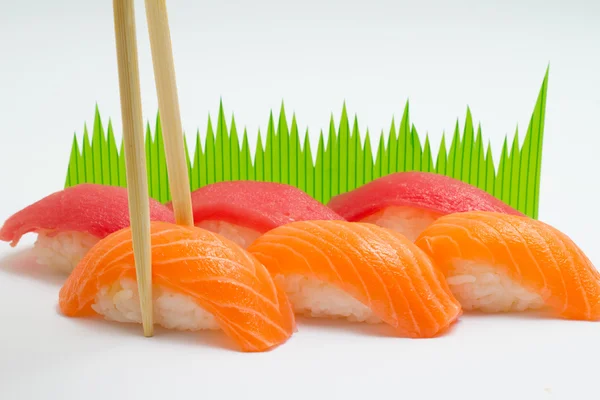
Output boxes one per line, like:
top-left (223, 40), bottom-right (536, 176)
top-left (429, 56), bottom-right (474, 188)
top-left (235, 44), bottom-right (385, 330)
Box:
top-left (293, 315), bottom-right (462, 339)
top-left (0, 248), bottom-right (65, 287)
top-left (55, 312), bottom-right (242, 352)
top-left (460, 309), bottom-right (561, 321)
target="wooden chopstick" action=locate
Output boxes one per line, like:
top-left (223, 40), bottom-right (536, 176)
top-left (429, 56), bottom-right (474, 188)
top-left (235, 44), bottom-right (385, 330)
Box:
top-left (112, 0), bottom-right (154, 337)
top-left (144, 0), bottom-right (194, 227)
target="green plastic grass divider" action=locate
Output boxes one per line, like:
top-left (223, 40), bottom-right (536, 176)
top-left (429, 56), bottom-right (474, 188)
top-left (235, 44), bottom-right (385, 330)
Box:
top-left (64, 70), bottom-right (549, 218)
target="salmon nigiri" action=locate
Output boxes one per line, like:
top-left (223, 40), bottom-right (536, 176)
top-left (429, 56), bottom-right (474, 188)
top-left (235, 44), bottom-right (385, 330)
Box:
top-left (328, 172), bottom-right (523, 241)
top-left (247, 220), bottom-right (462, 338)
top-left (59, 221), bottom-right (295, 352)
top-left (166, 181), bottom-right (345, 249)
top-left (415, 211), bottom-right (600, 320)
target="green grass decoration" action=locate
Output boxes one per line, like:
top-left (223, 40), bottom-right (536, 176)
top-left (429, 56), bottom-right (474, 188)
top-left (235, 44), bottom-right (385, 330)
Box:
top-left (64, 70), bottom-right (549, 218)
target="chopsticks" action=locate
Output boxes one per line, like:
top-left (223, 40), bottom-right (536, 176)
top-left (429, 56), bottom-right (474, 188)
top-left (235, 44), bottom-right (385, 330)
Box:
top-left (112, 0), bottom-right (194, 337)
top-left (145, 0), bottom-right (194, 226)
top-left (112, 0), bottom-right (154, 337)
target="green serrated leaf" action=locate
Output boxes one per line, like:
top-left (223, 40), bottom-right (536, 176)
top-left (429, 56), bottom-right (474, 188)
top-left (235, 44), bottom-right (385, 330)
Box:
top-left (265, 112), bottom-right (276, 182)
top-left (215, 104), bottom-right (226, 183)
top-left (387, 117), bottom-right (398, 174)
top-left (528, 68), bottom-right (549, 218)
top-left (462, 108), bottom-right (474, 183)
top-left (485, 142), bottom-right (495, 195)
top-left (436, 134), bottom-right (448, 175)
top-left (289, 115), bottom-right (299, 187)
top-left (65, 70), bottom-right (548, 216)
top-left (447, 121), bottom-right (460, 178)
top-left (498, 137), bottom-right (509, 201)
top-left (411, 125), bottom-right (422, 172)
top-left (422, 134), bottom-right (433, 173)
top-left (192, 131), bottom-right (202, 190)
top-left (338, 105), bottom-right (349, 194)
top-left (278, 103), bottom-right (289, 184)
top-left (398, 102), bottom-right (410, 172)
top-left (205, 117), bottom-right (216, 185)
top-left (118, 139), bottom-right (126, 187)
top-left (255, 130), bottom-right (265, 181)
top-left (65, 134), bottom-right (80, 187)
top-left (107, 121), bottom-right (119, 186)
top-left (183, 134), bottom-right (193, 191)
top-left (348, 115), bottom-right (359, 191)
top-left (509, 129), bottom-right (521, 210)
top-left (363, 131), bottom-right (373, 184)
top-left (155, 114), bottom-right (169, 202)
top-left (374, 133), bottom-right (385, 179)
top-left (315, 133), bottom-right (325, 202)
top-left (240, 129), bottom-right (251, 181)
top-left (303, 130), bottom-right (313, 196)
top-left (230, 116), bottom-right (240, 181)
top-left (92, 108), bottom-right (105, 185)
top-left (473, 125), bottom-right (485, 190)
top-left (327, 117), bottom-right (338, 201)
top-left (82, 125), bottom-right (94, 183)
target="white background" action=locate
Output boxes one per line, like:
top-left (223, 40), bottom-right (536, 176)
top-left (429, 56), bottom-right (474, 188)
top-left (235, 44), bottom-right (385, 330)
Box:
top-left (0, 0), bottom-right (599, 399)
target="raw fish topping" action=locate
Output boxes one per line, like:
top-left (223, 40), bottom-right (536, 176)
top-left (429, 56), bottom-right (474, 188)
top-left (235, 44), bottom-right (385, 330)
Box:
top-left (328, 171), bottom-right (525, 222)
top-left (0, 184), bottom-right (175, 246)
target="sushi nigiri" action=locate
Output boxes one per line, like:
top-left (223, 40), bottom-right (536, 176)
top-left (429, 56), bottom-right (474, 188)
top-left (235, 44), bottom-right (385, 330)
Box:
top-left (328, 172), bottom-right (524, 241)
top-left (415, 211), bottom-right (600, 320)
top-left (247, 220), bottom-right (462, 338)
top-left (167, 181), bottom-right (344, 248)
top-left (59, 221), bottom-right (295, 352)
top-left (0, 184), bottom-right (175, 273)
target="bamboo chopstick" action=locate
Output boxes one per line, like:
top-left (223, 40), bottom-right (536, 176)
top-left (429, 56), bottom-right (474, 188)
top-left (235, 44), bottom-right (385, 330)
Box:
top-left (144, 0), bottom-right (194, 226)
top-left (113, 0), bottom-right (154, 337)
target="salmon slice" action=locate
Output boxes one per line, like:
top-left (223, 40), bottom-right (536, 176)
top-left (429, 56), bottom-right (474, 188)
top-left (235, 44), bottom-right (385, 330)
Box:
top-left (59, 221), bottom-right (295, 352)
top-left (415, 211), bottom-right (600, 320)
top-left (247, 220), bottom-right (462, 338)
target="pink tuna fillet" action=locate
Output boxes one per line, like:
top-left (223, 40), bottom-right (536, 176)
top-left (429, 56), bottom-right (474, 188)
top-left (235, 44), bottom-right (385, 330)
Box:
top-left (166, 181), bottom-right (345, 248)
top-left (0, 183), bottom-right (176, 274)
top-left (327, 172), bottom-right (525, 241)
top-left (0, 183), bottom-right (175, 247)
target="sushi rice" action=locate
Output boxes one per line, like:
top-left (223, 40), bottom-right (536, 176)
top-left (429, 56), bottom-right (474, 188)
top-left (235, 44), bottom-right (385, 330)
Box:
top-left (446, 260), bottom-right (546, 312)
top-left (359, 206), bottom-right (440, 242)
top-left (32, 230), bottom-right (100, 274)
top-left (195, 220), bottom-right (261, 249)
top-left (275, 274), bottom-right (382, 324)
top-left (93, 278), bottom-right (221, 331)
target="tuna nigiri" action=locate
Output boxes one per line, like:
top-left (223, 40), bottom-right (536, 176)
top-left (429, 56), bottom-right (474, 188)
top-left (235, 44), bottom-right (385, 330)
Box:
top-left (167, 181), bottom-right (345, 248)
top-left (247, 220), bottom-right (462, 338)
top-left (328, 172), bottom-right (524, 241)
top-left (59, 221), bottom-right (295, 352)
top-left (0, 184), bottom-right (175, 273)
top-left (415, 211), bottom-right (600, 320)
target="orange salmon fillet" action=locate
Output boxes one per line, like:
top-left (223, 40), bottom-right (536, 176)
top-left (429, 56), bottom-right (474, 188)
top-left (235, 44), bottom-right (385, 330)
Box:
top-left (247, 220), bottom-right (462, 338)
top-left (415, 211), bottom-right (600, 320)
top-left (59, 221), bottom-right (295, 352)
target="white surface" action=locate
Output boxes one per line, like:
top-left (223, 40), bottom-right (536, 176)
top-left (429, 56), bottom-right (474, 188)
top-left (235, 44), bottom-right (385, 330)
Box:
top-left (1, 0), bottom-right (599, 399)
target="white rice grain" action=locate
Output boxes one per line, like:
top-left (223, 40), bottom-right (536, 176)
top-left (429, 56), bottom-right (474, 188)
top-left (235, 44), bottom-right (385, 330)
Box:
top-left (196, 220), bottom-right (261, 249)
top-left (360, 206), bottom-right (440, 241)
top-left (275, 274), bottom-right (382, 324)
top-left (92, 278), bottom-right (220, 331)
top-left (447, 260), bottom-right (546, 312)
top-left (32, 231), bottom-right (100, 274)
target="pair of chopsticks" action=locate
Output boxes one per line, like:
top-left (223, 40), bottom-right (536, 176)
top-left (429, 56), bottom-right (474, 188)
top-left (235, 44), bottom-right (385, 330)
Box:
top-left (113, 0), bottom-right (193, 337)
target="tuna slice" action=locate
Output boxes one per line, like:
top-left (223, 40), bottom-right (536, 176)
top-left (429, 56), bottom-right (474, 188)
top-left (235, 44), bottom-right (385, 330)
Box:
top-left (0, 183), bottom-right (175, 273)
top-left (166, 180), bottom-right (345, 248)
top-left (327, 171), bottom-right (525, 241)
